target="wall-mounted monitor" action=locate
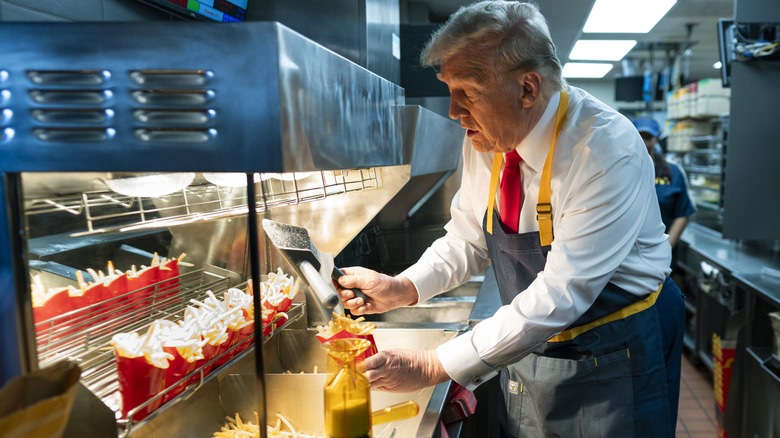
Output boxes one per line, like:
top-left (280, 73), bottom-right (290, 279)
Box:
top-left (615, 74), bottom-right (664, 102)
top-left (137, 0), bottom-right (247, 22)
top-left (717, 19), bottom-right (735, 87)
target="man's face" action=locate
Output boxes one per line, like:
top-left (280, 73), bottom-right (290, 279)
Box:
top-left (439, 52), bottom-right (529, 154)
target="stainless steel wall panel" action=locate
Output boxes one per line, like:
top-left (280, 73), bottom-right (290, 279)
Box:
top-left (247, 0), bottom-right (401, 85)
top-left (275, 24), bottom-right (404, 172)
top-left (400, 105), bottom-right (462, 177)
top-left (722, 61), bottom-right (780, 239)
top-left (366, 0), bottom-right (401, 84)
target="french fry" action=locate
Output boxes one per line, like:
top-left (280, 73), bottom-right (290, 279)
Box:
top-left (316, 313), bottom-right (376, 339)
top-left (315, 313), bottom-right (378, 361)
top-left (212, 413), bottom-right (325, 438)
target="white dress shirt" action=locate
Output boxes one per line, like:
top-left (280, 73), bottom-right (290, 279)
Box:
top-left (401, 85), bottom-right (672, 390)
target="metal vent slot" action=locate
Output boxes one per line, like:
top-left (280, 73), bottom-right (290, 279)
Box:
top-left (0, 89), bottom-right (10, 106)
top-left (133, 109), bottom-right (215, 125)
top-left (134, 128), bottom-right (215, 143)
top-left (26, 69), bottom-right (111, 86)
top-left (31, 108), bottom-right (114, 124)
top-left (131, 90), bottom-right (214, 106)
top-left (33, 127), bottom-right (115, 142)
top-left (1, 127), bottom-right (12, 142)
top-left (129, 70), bottom-right (213, 87)
top-left (29, 89), bottom-right (112, 105)
top-left (0, 108), bottom-right (11, 125)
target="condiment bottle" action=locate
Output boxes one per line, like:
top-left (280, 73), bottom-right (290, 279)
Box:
top-left (323, 338), bottom-right (372, 438)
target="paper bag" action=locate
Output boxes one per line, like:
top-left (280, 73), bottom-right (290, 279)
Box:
top-left (0, 361), bottom-right (81, 438)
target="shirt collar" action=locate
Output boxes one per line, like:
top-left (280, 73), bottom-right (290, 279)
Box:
top-left (511, 90), bottom-right (561, 173)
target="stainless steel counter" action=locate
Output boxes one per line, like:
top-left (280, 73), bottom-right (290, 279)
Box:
top-left (680, 223), bottom-right (780, 276)
top-left (468, 266), bottom-right (502, 323)
top-left (681, 222), bottom-right (780, 301)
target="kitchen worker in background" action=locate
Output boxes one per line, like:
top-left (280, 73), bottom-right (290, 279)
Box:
top-left (634, 116), bottom-right (696, 249)
top-left (336, 2), bottom-right (684, 437)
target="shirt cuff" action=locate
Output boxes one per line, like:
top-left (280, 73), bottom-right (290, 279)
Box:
top-left (399, 262), bottom-right (442, 304)
top-left (437, 331), bottom-right (498, 391)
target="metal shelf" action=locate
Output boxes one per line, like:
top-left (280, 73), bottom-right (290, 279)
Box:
top-left (695, 201), bottom-right (722, 211)
top-left (35, 269), bottom-right (230, 366)
top-left (691, 136), bottom-right (722, 144)
top-left (33, 269), bottom-right (305, 437)
top-left (24, 169), bottom-right (379, 237)
top-left (686, 165), bottom-right (721, 175)
top-left (118, 302), bottom-right (305, 437)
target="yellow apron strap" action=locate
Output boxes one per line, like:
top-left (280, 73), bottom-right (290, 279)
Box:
top-left (486, 89), bottom-right (569, 240)
top-left (548, 283), bottom-right (663, 343)
top-left (486, 153), bottom-right (504, 235)
top-left (537, 89), bottom-right (569, 247)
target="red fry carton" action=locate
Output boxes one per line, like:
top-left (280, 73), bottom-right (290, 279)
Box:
top-left (316, 329), bottom-right (378, 362)
top-left (161, 346), bottom-right (198, 404)
top-left (157, 259), bottom-right (180, 305)
top-left (115, 352), bottom-right (168, 421)
top-left (126, 266), bottom-right (159, 312)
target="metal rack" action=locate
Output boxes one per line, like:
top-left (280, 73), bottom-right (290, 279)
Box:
top-left (34, 268), bottom-right (304, 436)
top-left (24, 169), bottom-right (379, 237)
top-left (35, 269), bottom-right (227, 365)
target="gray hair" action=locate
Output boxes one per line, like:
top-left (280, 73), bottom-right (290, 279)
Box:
top-left (421, 1), bottom-right (565, 97)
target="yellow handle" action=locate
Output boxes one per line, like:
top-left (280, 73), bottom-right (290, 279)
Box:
top-left (371, 400), bottom-right (419, 425)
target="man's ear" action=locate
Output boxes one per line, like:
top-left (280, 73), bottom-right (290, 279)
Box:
top-left (517, 71), bottom-right (542, 108)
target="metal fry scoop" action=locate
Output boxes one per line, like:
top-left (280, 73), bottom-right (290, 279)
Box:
top-left (262, 219), bottom-right (367, 313)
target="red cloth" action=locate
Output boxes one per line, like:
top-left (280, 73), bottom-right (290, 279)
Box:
top-left (499, 151), bottom-right (523, 233)
top-left (441, 383), bottom-right (477, 425)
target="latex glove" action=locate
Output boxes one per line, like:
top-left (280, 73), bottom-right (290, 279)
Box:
top-left (336, 266), bottom-right (418, 315)
top-left (364, 349), bottom-right (449, 392)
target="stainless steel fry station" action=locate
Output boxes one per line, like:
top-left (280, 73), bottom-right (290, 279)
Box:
top-left (1, 0), bottom-right (779, 437)
top-left (0, 17), bottom-right (467, 438)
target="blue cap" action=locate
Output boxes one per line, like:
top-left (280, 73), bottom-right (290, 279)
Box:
top-left (633, 117), bottom-right (660, 138)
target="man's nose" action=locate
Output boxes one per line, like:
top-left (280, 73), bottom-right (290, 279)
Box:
top-left (449, 97), bottom-right (467, 120)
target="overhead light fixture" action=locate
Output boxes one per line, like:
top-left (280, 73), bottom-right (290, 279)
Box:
top-left (583, 0), bottom-right (677, 33)
top-left (569, 40), bottom-right (637, 61)
top-left (713, 61), bottom-right (723, 69)
top-left (562, 63), bottom-right (614, 79)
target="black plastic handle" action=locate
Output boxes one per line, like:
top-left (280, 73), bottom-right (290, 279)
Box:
top-left (332, 267), bottom-right (369, 303)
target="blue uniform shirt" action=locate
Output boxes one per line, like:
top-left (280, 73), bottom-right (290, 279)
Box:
top-left (655, 162), bottom-right (695, 231)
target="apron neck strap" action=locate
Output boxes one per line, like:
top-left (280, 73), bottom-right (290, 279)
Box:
top-left (487, 89), bottom-right (569, 246)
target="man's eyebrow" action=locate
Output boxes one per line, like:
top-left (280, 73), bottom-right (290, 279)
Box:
top-left (438, 72), bottom-right (481, 85)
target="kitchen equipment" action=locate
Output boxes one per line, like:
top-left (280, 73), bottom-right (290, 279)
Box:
top-left (770, 311), bottom-right (780, 359)
top-left (262, 219), bottom-right (368, 312)
top-left (0, 18), bottom-right (463, 438)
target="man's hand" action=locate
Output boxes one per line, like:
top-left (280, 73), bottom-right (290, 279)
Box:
top-left (364, 349), bottom-right (450, 392)
top-left (336, 267), bottom-right (418, 315)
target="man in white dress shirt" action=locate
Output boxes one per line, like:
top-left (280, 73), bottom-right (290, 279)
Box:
top-left (337, 2), bottom-right (684, 436)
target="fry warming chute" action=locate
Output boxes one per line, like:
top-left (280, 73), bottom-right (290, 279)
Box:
top-left (0, 20), bottom-right (465, 438)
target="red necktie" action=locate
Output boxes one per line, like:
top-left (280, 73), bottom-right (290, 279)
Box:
top-left (500, 150), bottom-right (523, 234)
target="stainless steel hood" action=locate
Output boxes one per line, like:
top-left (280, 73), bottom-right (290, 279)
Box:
top-left (0, 21), bottom-right (404, 173)
top-left (3, 20), bottom-right (463, 280)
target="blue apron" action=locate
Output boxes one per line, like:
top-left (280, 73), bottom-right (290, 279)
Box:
top-left (482, 91), bottom-right (684, 438)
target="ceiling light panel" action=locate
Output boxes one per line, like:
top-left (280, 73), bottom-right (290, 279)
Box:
top-left (562, 63), bottom-right (614, 78)
top-left (569, 40), bottom-right (637, 61)
top-left (583, 0), bottom-right (677, 33)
